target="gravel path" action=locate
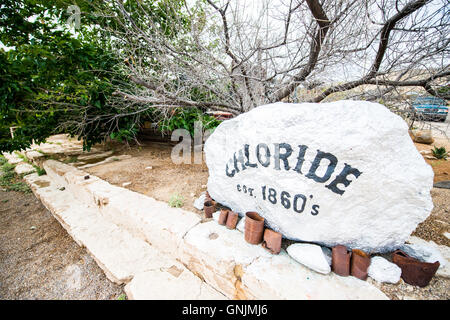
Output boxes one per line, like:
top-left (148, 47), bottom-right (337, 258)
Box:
top-left (0, 190), bottom-right (124, 300)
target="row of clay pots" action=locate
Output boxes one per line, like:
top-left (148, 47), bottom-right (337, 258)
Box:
top-left (331, 245), bottom-right (371, 280)
top-left (203, 192), bottom-right (215, 218)
top-left (204, 201), bottom-right (282, 255)
top-left (243, 211), bottom-right (282, 255)
top-left (218, 209), bottom-right (239, 229)
top-left (203, 194), bottom-right (439, 286)
top-left (332, 245), bottom-right (440, 286)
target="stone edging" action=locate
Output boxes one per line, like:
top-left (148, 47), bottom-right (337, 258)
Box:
top-left (5, 155), bottom-right (389, 300)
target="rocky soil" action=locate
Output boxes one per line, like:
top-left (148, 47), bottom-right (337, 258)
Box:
top-left (0, 189), bottom-right (125, 300)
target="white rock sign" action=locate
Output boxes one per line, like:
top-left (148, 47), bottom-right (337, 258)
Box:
top-left (204, 101), bottom-right (434, 253)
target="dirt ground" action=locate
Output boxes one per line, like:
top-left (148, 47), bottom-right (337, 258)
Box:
top-left (0, 190), bottom-right (124, 300)
top-left (414, 137), bottom-right (450, 183)
top-left (412, 187), bottom-right (450, 247)
top-left (368, 275), bottom-right (449, 300)
top-left (85, 142), bottom-right (209, 213)
top-left (409, 139), bottom-right (450, 247)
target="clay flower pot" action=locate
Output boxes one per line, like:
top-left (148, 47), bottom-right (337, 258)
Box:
top-left (218, 209), bottom-right (229, 225)
top-left (226, 211), bottom-right (239, 230)
top-left (350, 249), bottom-right (371, 280)
top-left (332, 245), bottom-right (351, 276)
top-left (204, 200), bottom-right (216, 219)
top-left (392, 250), bottom-right (440, 287)
top-left (244, 211), bottom-right (265, 245)
top-left (204, 192), bottom-right (216, 208)
top-left (262, 229), bottom-right (282, 254)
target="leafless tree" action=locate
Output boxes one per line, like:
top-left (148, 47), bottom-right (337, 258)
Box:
top-left (93, 0), bottom-right (448, 119)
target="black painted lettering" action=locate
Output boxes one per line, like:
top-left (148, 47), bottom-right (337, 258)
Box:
top-left (325, 163), bottom-right (362, 195)
top-left (233, 149), bottom-right (246, 173)
top-left (256, 143), bottom-right (271, 167)
top-left (244, 144), bottom-right (258, 168)
top-left (280, 191), bottom-right (291, 209)
top-left (305, 150), bottom-right (338, 183)
top-left (311, 204), bottom-right (319, 215)
top-left (293, 144), bottom-right (308, 174)
top-left (293, 194), bottom-right (306, 213)
top-left (268, 188), bottom-right (277, 204)
top-left (274, 143), bottom-right (292, 171)
top-left (226, 162), bottom-right (235, 177)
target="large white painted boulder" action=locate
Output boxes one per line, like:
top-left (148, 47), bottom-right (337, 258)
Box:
top-left (204, 101), bottom-right (434, 252)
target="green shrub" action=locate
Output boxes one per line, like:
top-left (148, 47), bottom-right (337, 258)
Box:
top-left (34, 166), bottom-right (46, 176)
top-left (117, 293), bottom-right (127, 300)
top-left (0, 156), bottom-right (31, 193)
top-left (432, 146), bottom-right (448, 160)
top-left (63, 156), bottom-right (79, 164)
top-left (168, 193), bottom-right (184, 208)
top-left (159, 108), bottom-right (221, 136)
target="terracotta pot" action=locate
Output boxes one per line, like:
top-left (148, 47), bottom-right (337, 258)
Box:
top-left (226, 211), bottom-right (239, 230)
top-left (204, 200), bottom-right (215, 219)
top-left (218, 209), bottom-right (229, 225)
top-left (262, 229), bottom-right (282, 254)
top-left (350, 249), bottom-right (371, 280)
top-left (332, 245), bottom-right (351, 276)
top-left (244, 211), bottom-right (265, 244)
top-left (392, 250), bottom-right (440, 287)
top-left (204, 194), bottom-right (216, 208)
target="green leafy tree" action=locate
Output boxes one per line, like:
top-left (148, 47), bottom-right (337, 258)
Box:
top-left (0, 0), bottom-right (127, 151)
top-left (159, 107), bottom-right (220, 136)
top-left (0, 0), bottom-right (196, 153)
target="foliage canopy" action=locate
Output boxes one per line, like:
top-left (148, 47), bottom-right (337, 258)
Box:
top-left (0, 0), bottom-right (212, 153)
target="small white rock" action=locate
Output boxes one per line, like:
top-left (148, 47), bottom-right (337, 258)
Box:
top-left (193, 194), bottom-right (206, 210)
top-left (399, 242), bottom-right (446, 267)
top-left (368, 256), bottom-right (401, 284)
top-left (236, 217), bottom-right (245, 233)
top-left (212, 211), bottom-right (221, 222)
top-left (145, 166), bottom-right (153, 170)
top-left (321, 247), bottom-right (332, 266)
top-left (286, 243), bottom-right (331, 274)
top-left (402, 236), bottom-right (450, 278)
top-left (444, 232), bottom-right (450, 240)
top-left (122, 182), bottom-right (132, 187)
top-left (201, 184), bottom-right (207, 189)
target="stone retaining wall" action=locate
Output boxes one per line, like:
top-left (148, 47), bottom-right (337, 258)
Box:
top-left (5, 154), bottom-right (388, 299)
